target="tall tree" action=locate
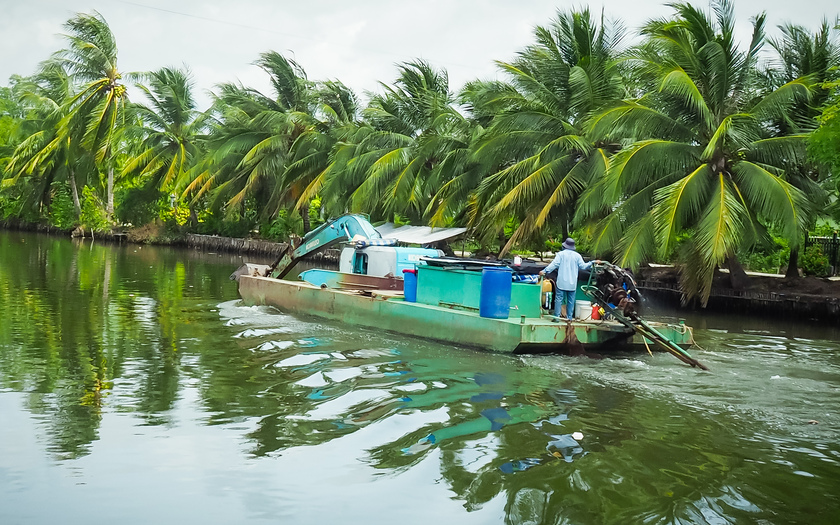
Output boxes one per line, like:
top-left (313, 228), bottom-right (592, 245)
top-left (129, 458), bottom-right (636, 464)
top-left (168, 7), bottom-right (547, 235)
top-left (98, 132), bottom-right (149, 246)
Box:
top-left (766, 20), bottom-right (840, 277)
top-left (122, 67), bottom-right (208, 222)
top-left (463, 8), bottom-right (626, 254)
top-left (0, 78), bottom-right (26, 166)
top-left (581, 0), bottom-right (813, 303)
top-left (185, 52), bottom-right (319, 230)
top-left (282, 79), bottom-right (360, 224)
top-left (314, 60), bottom-right (471, 224)
top-left (4, 63), bottom-right (92, 220)
top-left (53, 11), bottom-right (127, 220)
top-left (810, 79), bottom-right (840, 207)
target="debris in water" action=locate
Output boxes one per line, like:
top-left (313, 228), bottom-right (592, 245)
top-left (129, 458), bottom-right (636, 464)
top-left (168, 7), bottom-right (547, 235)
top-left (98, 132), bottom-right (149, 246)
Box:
top-left (807, 420), bottom-right (819, 425)
top-left (572, 432), bottom-right (584, 440)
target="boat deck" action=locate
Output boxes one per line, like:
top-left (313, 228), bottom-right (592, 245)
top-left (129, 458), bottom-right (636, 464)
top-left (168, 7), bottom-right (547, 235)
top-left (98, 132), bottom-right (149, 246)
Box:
top-left (238, 275), bottom-right (694, 354)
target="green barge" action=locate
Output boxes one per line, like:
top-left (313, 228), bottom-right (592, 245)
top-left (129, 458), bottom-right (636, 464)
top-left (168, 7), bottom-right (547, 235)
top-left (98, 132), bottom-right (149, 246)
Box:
top-left (236, 264), bottom-right (694, 355)
top-left (233, 213), bottom-right (700, 364)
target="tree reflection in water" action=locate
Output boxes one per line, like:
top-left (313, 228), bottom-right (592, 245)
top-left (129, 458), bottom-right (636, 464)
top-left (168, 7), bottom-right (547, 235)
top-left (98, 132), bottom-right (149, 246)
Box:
top-left (2, 231), bottom-right (838, 524)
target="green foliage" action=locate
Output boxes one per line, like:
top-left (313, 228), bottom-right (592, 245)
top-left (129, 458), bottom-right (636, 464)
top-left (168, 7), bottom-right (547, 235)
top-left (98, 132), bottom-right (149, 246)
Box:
top-left (159, 200), bottom-right (190, 230)
top-left (740, 241), bottom-right (790, 274)
top-left (114, 184), bottom-right (163, 226)
top-left (0, 187), bottom-right (24, 220)
top-left (801, 244), bottom-right (831, 277)
top-left (261, 209), bottom-right (302, 240)
top-left (392, 213), bottom-right (411, 227)
top-left (49, 186), bottom-right (76, 229)
top-left (79, 186), bottom-right (109, 232)
top-left (195, 204), bottom-right (258, 238)
top-left (0, 82), bottom-right (25, 155)
top-left (503, 217), bottom-right (517, 240)
top-left (809, 81), bottom-right (840, 181)
top-left (812, 220), bottom-right (839, 236)
top-left (307, 197), bottom-right (324, 229)
top-left (218, 219), bottom-right (253, 239)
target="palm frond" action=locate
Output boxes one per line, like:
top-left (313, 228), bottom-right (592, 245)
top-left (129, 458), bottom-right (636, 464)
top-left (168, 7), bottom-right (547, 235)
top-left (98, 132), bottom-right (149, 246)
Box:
top-left (731, 160), bottom-right (810, 243)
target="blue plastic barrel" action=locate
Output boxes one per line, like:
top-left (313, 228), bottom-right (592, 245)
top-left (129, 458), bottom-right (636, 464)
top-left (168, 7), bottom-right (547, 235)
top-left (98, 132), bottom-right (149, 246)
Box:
top-left (402, 269), bottom-right (418, 302)
top-left (479, 267), bottom-right (513, 319)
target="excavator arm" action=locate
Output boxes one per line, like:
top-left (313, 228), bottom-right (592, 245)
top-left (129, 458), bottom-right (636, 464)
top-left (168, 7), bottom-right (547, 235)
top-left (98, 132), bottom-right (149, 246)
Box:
top-left (267, 214), bottom-right (381, 279)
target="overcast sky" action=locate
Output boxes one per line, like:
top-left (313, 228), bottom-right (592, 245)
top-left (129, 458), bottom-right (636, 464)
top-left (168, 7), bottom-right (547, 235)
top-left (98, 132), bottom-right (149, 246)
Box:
top-left (1, 0), bottom-right (838, 110)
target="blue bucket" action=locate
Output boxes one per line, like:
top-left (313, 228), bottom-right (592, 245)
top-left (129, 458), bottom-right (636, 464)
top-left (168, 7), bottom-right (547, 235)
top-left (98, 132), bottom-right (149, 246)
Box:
top-left (402, 269), bottom-right (418, 302)
top-left (479, 267), bottom-right (513, 319)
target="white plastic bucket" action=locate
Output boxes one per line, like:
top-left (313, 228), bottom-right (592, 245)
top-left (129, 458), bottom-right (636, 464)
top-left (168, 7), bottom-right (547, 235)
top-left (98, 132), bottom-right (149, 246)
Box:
top-left (574, 300), bottom-right (592, 320)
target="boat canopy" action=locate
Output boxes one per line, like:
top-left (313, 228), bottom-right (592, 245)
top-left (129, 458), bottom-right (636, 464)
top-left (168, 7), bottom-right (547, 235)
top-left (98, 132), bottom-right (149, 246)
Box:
top-left (375, 223), bottom-right (467, 245)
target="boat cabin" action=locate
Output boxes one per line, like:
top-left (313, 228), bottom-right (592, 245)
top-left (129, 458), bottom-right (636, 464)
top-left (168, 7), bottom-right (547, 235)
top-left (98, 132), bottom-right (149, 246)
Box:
top-left (339, 244), bottom-right (442, 277)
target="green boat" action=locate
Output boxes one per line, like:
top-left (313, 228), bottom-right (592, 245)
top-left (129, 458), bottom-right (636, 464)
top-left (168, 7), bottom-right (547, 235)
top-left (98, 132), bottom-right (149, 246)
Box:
top-left (233, 214), bottom-right (702, 367)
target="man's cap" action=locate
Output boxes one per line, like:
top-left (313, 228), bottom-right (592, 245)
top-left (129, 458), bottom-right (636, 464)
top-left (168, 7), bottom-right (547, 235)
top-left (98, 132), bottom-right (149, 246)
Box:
top-left (562, 238), bottom-right (575, 250)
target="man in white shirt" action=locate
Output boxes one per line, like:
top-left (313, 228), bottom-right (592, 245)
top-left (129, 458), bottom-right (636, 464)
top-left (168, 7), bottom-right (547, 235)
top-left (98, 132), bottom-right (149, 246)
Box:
top-left (538, 238), bottom-right (597, 322)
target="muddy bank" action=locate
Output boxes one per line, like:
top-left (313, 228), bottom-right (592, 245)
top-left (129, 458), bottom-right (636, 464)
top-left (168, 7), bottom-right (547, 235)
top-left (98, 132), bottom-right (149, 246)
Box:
top-left (1, 219), bottom-right (76, 237)
top-left (637, 266), bottom-right (840, 322)
top-left (186, 233), bottom-right (286, 256)
top-left (183, 234), bottom-right (341, 265)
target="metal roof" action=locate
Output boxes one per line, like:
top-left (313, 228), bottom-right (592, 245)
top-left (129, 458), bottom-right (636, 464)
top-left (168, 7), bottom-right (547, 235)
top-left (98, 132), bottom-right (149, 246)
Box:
top-left (375, 223), bottom-right (467, 245)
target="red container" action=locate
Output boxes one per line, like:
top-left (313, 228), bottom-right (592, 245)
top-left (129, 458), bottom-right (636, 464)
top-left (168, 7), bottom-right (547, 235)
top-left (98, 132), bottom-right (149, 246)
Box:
top-left (591, 304), bottom-right (601, 320)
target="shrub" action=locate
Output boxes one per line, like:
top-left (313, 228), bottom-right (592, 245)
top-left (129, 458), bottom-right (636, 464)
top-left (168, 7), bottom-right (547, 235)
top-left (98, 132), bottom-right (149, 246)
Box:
top-left (308, 197), bottom-right (324, 229)
top-left (219, 218), bottom-right (252, 238)
top-left (261, 209), bottom-right (302, 240)
top-left (801, 245), bottom-right (831, 277)
top-left (49, 186), bottom-right (76, 229)
top-left (79, 186), bottom-right (109, 232)
top-left (159, 197), bottom-right (190, 231)
top-left (115, 184), bottom-right (162, 226)
top-left (0, 187), bottom-right (23, 220)
top-left (740, 237), bottom-right (789, 274)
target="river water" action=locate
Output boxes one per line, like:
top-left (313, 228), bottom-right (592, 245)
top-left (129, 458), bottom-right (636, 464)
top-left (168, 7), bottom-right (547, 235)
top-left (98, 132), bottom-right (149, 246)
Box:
top-left (0, 231), bottom-right (838, 524)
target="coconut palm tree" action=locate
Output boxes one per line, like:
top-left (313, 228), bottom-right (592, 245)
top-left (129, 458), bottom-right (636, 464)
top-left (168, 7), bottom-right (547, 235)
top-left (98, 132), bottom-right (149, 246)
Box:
top-left (122, 66), bottom-right (209, 222)
top-left (765, 20), bottom-right (840, 277)
top-left (185, 51), bottom-right (320, 230)
top-left (4, 62), bottom-right (92, 220)
top-left (464, 8), bottom-right (626, 255)
top-left (0, 79), bottom-right (26, 167)
top-left (51, 11), bottom-right (127, 220)
top-left (579, 0), bottom-right (813, 303)
top-left (810, 81), bottom-right (840, 206)
top-left (277, 79), bottom-right (361, 227)
top-left (314, 60), bottom-right (471, 224)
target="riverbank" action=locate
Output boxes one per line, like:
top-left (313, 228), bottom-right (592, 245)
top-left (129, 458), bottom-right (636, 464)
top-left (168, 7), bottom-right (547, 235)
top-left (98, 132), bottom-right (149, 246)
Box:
top-left (0, 219), bottom-right (341, 263)
top-left (636, 265), bottom-right (840, 322)
top-left (4, 220), bottom-right (839, 321)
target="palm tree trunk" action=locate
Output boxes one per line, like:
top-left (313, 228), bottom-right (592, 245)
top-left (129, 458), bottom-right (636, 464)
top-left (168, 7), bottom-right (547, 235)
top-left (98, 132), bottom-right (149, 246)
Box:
top-left (301, 203), bottom-right (311, 234)
top-left (726, 254), bottom-right (750, 290)
top-left (562, 208), bottom-right (571, 240)
top-left (68, 170), bottom-right (82, 219)
top-left (497, 229), bottom-right (508, 258)
top-left (785, 247), bottom-right (800, 279)
top-left (106, 166), bottom-right (114, 220)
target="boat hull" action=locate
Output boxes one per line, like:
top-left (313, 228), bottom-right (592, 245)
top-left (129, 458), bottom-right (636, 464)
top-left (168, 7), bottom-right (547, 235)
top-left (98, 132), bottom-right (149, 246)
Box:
top-left (238, 275), bottom-right (694, 354)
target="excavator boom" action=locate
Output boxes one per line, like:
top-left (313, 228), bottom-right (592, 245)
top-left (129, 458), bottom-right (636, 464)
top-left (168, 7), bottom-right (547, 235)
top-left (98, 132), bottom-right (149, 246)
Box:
top-left (269, 214), bottom-right (381, 279)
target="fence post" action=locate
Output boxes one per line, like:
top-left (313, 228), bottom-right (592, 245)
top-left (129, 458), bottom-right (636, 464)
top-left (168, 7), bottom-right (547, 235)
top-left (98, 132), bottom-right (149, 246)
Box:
top-left (832, 232), bottom-right (839, 276)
